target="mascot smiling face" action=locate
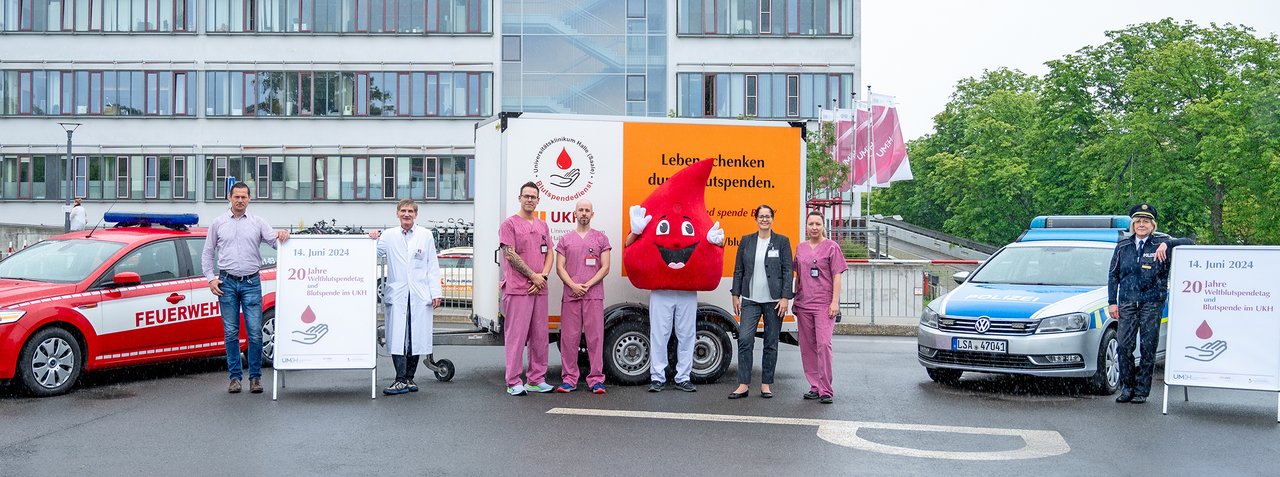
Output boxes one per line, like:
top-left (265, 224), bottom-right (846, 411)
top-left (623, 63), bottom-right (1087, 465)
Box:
top-left (624, 159), bottom-right (723, 291)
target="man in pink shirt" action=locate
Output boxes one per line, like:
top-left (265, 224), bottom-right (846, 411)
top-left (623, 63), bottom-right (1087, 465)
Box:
top-left (554, 200), bottom-right (611, 394)
top-left (499, 181), bottom-right (555, 396)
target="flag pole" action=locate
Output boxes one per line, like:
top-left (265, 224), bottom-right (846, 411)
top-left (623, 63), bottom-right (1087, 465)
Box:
top-left (866, 85), bottom-right (873, 221)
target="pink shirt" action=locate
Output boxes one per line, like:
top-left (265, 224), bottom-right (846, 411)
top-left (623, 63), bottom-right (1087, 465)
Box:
top-left (792, 239), bottom-right (848, 313)
top-left (556, 229), bottom-right (611, 301)
top-left (499, 214), bottom-right (551, 296)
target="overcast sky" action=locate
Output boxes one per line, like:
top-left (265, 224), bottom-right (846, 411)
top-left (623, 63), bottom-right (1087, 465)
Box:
top-left (861, 0), bottom-right (1280, 140)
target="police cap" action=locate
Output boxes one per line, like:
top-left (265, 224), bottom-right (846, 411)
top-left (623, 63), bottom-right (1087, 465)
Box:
top-left (1129, 203), bottom-right (1157, 221)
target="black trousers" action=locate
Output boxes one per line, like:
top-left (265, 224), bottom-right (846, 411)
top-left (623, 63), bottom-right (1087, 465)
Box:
top-left (1117, 301), bottom-right (1161, 396)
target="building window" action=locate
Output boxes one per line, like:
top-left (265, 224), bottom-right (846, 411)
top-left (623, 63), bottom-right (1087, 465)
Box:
top-left (759, 0), bottom-right (770, 33)
top-left (143, 156), bottom-right (159, 198)
top-left (745, 74), bottom-right (757, 117)
top-left (2, 0), bottom-right (194, 32)
top-left (255, 156), bottom-right (271, 198)
top-left (626, 75), bottom-right (645, 102)
top-left (198, 0), bottom-right (489, 34)
top-left (785, 74), bottom-right (799, 117)
top-left (677, 0), bottom-right (852, 36)
top-left (213, 156), bottom-right (228, 199)
top-left (0, 68), bottom-right (194, 117)
top-left (381, 156), bottom-right (396, 199)
top-left (501, 35), bottom-right (520, 62)
top-left (72, 155), bottom-right (88, 197)
top-left (171, 156), bottom-right (186, 199)
top-left (115, 155), bottom-right (129, 199)
top-left (626, 0), bottom-right (644, 18)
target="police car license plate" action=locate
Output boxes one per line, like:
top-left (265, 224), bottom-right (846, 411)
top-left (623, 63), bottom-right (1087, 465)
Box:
top-left (952, 338), bottom-right (1007, 353)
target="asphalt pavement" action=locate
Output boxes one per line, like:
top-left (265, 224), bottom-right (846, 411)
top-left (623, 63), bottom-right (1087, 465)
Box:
top-left (2, 333), bottom-right (1279, 475)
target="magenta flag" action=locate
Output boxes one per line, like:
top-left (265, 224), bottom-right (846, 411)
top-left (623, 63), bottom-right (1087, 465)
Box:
top-left (834, 108), bottom-right (855, 191)
top-left (870, 94), bottom-right (912, 186)
top-left (850, 106), bottom-right (872, 190)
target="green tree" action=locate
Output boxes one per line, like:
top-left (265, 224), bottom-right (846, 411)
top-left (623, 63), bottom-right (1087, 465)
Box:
top-left (878, 19), bottom-right (1280, 245)
top-left (806, 121), bottom-right (851, 200)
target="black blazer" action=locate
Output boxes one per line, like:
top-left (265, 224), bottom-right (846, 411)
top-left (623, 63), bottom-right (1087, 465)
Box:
top-left (731, 232), bottom-right (794, 301)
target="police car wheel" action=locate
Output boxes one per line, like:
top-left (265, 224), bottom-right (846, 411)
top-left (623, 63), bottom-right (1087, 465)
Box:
top-left (1086, 327), bottom-right (1120, 395)
top-left (689, 320), bottom-right (732, 384)
top-left (926, 367), bottom-right (963, 385)
top-left (17, 327), bottom-right (82, 397)
top-left (603, 318), bottom-right (650, 385)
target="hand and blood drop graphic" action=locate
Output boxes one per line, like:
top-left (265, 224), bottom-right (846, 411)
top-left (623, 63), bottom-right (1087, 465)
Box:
top-left (301, 306), bottom-right (317, 324)
top-left (556, 148), bottom-right (573, 170)
top-left (1195, 320), bottom-right (1213, 339)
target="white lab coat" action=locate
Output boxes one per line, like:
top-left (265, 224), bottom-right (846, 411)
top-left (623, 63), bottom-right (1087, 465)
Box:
top-left (69, 205), bottom-right (86, 231)
top-left (377, 225), bottom-right (442, 356)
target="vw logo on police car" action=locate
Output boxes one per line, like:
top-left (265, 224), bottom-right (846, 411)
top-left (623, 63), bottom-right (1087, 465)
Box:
top-left (974, 316), bottom-right (992, 334)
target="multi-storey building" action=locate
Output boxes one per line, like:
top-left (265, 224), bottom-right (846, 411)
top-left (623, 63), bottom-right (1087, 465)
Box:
top-left (0, 0), bottom-right (859, 228)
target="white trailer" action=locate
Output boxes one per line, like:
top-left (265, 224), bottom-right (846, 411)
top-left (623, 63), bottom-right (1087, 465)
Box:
top-left (471, 113), bottom-right (807, 384)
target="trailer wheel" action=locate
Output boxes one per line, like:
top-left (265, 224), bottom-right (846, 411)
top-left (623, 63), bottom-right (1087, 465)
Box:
top-left (433, 359), bottom-right (455, 382)
top-left (604, 319), bottom-right (651, 385)
top-left (689, 320), bottom-right (732, 384)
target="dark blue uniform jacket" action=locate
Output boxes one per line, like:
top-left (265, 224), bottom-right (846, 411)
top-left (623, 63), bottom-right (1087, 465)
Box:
top-left (1107, 232), bottom-right (1194, 305)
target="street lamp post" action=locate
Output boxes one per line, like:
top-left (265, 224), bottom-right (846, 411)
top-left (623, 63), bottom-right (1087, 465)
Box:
top-left (57, 122), bottom-right (82, 232)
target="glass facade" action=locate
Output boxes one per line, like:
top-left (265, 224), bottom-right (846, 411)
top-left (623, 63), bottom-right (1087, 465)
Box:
top-left (204, 0), bottom-right (490, 34)
top-left (203, 155), bottom-right (470, 201)
top-left (0, 69), bottom-right (197, 116)
top-left (502, 0), bottom-right (666, 116)
top-left (0, 154), bottom-right (196, 200)
top-left (676, 0), bottom-right (853, 36)
top-left (676, 72), bottom-right (854, 119)
top-left (205, 70), bottom-right (492, 117)
top-left (0, 0), bottom-right (193, 32)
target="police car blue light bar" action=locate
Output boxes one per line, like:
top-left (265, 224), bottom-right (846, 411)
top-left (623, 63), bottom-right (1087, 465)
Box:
top-left (1029, 215), bottom-right (1131, 229)
top-left (104, 212), bottom-right (200, 228)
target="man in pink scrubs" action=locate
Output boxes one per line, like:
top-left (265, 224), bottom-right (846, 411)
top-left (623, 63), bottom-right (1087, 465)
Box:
top-left (792, 211), bottom-right (848, 403)
top-left (554, 200), bottom-right (611, 394)
top-left (499, 181), bottom-right (555, 396)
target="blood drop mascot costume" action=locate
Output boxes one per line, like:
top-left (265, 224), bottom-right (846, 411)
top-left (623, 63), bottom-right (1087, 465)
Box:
top-left (624, 159), bottom-right (725, 390)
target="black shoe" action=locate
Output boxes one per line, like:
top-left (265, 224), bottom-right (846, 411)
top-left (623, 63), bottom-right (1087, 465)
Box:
top-left (803, 391), bottom-right (820, 400)
top-left (819, 395), bottom-right (833, 404)
top-left (760, 390), bottom-right (773, 399)
top-left (1115, 391), bottom-right (1133, 403)
top-left (728, 390), bottom-right (749, 399)
top-left (674, 381), bottom-right (697, 392)
top-left (406, 380), bottom-right (419, 392)
top-left (647, 381), bottom-right (664, 392)
top-left (1131, 395), bottom-right (1147, 404)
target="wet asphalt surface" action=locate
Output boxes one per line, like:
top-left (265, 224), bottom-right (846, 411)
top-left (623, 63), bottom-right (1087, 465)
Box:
top-left (2, 332), bottom-right (1279, 476)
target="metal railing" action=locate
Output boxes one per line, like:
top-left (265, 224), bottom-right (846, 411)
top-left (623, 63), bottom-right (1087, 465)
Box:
top-left (838, 259), bottom-right (980, 326)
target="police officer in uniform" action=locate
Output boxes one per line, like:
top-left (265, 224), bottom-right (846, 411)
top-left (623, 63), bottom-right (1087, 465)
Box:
top-left (1107, 203), bottom-right (1194, 404)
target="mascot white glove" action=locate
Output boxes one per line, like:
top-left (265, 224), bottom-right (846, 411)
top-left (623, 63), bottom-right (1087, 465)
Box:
top-left (707, 221), bottom-right (725, 246)
top-left (630, 205), bottom-right (651, 236)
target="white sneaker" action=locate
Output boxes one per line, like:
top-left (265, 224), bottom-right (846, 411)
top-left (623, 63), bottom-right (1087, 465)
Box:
top-left (506, 384), bottom-right (528, 396)
top-left (526, 382), bottom-right (555, 393)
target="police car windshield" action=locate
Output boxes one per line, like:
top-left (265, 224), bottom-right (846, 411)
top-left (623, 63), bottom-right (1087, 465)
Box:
top-left (968, 246), bottom-right (1113, 287)
top-left (0, 240), bottom-right (125, 283)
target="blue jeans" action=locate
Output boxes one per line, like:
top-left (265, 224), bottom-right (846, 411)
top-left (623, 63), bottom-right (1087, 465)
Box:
top-left (737, 299), bottom-right (781, 385)
top-left (1117, 301), bottom-right (1161, 397)
top-left (219, 273), bottom-right (263, 381)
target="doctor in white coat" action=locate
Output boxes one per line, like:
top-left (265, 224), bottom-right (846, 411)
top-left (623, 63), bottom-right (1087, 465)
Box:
top-left (370, 199), bottom-right (442, 395)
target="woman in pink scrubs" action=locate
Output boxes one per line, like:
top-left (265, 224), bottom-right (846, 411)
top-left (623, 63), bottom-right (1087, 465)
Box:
top-left (791, 211), bottom-right (847, 403)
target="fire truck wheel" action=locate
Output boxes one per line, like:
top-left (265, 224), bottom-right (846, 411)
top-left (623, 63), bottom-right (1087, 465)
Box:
top-left (261, 309), bottom-right (275, 367)
top-left (17, 327), bottom-right (82, 397)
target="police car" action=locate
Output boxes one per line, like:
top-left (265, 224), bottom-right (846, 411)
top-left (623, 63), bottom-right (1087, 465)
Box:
top-left (0, 213), bottom-right (277, 396)
top-left (917, 215), bottom-right (1163, 394)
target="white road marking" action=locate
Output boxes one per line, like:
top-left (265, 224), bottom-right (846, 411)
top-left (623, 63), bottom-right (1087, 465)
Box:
top-left (547, 407), bottom-right (1069, 461)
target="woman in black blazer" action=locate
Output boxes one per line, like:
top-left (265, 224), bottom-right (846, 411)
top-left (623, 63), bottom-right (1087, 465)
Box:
top-left (728, 205), bottom-right (793, 399)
